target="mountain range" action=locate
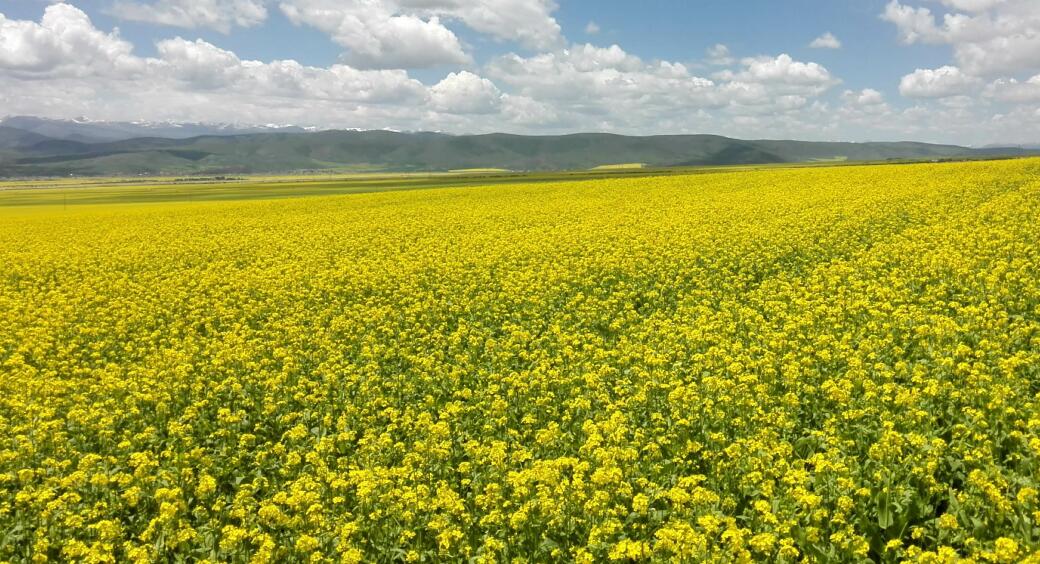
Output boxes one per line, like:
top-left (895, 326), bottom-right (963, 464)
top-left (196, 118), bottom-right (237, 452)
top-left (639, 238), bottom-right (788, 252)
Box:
top-left (0, 116), bottom-right (313, 144)
top-left (1, 116), bottom-right (1037, 177)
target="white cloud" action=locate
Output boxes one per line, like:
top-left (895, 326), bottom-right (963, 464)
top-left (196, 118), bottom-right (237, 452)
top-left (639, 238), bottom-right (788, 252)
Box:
top-left (955, 35), bottom-right (1040, 78)
top-left (488, 44), bottom-right (713, 104)
top-left (110, 0), bottom-right (268, 33)
top-left (500, 94), bottom-right (559, 125)
top-left (938, 94), bottom-right (976, 108)
top-left (414, 0), bottom-right (562, 50)
top-left (485, 44), bottom-right (732, 131)
top-left (985, 74), bottom-right (1040, 102)
top-left (836, 89), bottom-right (893, 126)
top-left (718, 54), bottom-right (839, 94)
top-left (486, 45), bottom-right (841, 134)
top-left (0, 7), bottom-right (432, 126)
top-left (0, 4), bottom-right (146, 78)
top-left (5, 2), bottom-right (1040, 144)
top-left (842, 88), bottom-right (885, 106)
top-left (880, 0), bottom-right (1040, 140)
top-left (881, 1), bottom-right (944, 44)
top-left (279, 2), bottom-right (469, 69)
top-left (881, 0), bottom-right (1040, 76)
top-left (940, 0), bottom-right (1007, 12)
top-left (430, 71), bottom-right (502, 114)
top-left (585, 21), bottom-right (600, 35)
top-left (705, 44), bottom-right (734, 66)
top-left (278, 0), bottom-right (563, 69)
top-left (148, 36), bottom-right (430, 103)
top-left (567, 43), bottom-right (644, 72)
top-left (740, 54), bottom-right (835, 85)
top-left (810, 32), bottom-right (842, 49)
top-left (715, 81), bottom-right (770, 106)
top-left (899, 65), bottom-right (981, 97)
top-left (111, 0), bottom-right (565, 54)
top-left (157, 37), bottom-right (244, 89)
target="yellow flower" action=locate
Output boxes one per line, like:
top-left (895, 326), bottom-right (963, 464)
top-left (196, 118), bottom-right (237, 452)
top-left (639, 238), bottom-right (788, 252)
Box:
top-left (632, 494), bottom-right (650, 514)
top-left (937, 513), bottom-right (959, 530)
top-left (749, 532), bottom-right (776, 554)
top-left (295, 535), bottom-right (320, 553)
top-left (991, 538), bottom-right (1018, 563)
top-left (219, 526), bottom-right (248, 551)
top-left (196, 474), bottom-right (217, 499)
top-left (608, 539), bottom-right (651, 561)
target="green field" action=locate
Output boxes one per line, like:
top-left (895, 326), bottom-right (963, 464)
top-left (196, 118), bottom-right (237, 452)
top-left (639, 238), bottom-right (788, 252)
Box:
top-left (591, 163), bottom-right (646, 170)
top-left (0, 158), bottom-right (1018, 208)
top-left (0, 166), bottom-right (761, 208)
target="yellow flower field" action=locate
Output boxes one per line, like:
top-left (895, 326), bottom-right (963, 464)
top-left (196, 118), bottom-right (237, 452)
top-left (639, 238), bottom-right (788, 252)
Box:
top-left (2, 159), bottom-right (1039, 562)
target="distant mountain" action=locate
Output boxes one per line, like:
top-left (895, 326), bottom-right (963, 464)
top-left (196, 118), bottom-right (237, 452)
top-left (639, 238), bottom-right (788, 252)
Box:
top-left (0, 126), bottom-right (53, 150)
top-left (982, 143), bottom-right (1040, 150)
top-left (0, 124), bottom-right (1037, 177)
top-left (0, 116), bottom-right (312, 144)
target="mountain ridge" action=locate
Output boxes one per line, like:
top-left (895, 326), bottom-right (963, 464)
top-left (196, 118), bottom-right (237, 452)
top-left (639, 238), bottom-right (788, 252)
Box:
top-left (2, 119), bottom-right (1038, 177)
top-left (0, 116), bottom-right (314, 144)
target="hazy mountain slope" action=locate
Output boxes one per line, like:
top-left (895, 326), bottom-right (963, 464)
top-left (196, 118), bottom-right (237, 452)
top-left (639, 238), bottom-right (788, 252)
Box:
top-left (0, 116), bottom-right (311, 143)
top-left (749, 140), bottom-right (971, 162)
top-left (1, 127), bottom-right (1036, 177)
top-left (0, 127), bottom-right (54, 150)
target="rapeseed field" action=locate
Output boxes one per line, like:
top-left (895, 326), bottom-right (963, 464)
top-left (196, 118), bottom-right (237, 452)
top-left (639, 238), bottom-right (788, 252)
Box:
top-left (1, 159), bottom-right (1039, 562)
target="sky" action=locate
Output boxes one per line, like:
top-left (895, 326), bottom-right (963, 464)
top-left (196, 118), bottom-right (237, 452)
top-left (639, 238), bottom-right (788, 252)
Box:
top-left (1, 0), bottom-right (1039, 145)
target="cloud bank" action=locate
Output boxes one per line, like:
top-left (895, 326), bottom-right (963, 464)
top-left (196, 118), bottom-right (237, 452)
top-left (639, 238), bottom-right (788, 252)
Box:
top-left (1, 1), bottom-right (1039, 144)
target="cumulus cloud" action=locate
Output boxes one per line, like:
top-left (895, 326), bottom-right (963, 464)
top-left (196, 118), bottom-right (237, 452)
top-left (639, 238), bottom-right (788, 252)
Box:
top-left (157, 37), bottom-right (244, 89)
top-left (488, 44), bottom-right (713, 106)
top-left (422, 0), bottom-right (562, 50)
top-left (717, 54), bottom-right (840, 95)
top-left (110, 0), bottom-right (268, 33)
top-left (485, 44), bottom-right (734, 131)
top-left (279, 2), bottom-right (469, 69)
top-left (956, 35), bottom-right (1040, 78)
top-left (810, 32), bottom-right (842, 49)
top-left (985, 74), bottom-right (1040, 103)
top-left (1, 5), bottom-right (846, 139)
top-left (430, 71), bottom-right (502, 114)
top-left (500, 94), bottom-right (559, 125)
top-left (880, 0), bottom-right (1040, 139)
top-left (0, 3), bottom-right (146, 78)
top-left (585, 21), bottom-right (600, 35)
top-left (881, 1), bottom-right (945, 44)
top-left (0, 5), bottom-right (435, 126)
top-left (485, 44), bottom-right (841, 134)
top-left (899, 65), bottom-right (981, 97)
top-left (6, 2), bottom-right (1040, 144)
top-left (881, 0), bottom-right (1040, 76)
top-left (108, 0), bottom-right (564, 69)
top-left (278, 0), bottom-right (562, 69)
top-left (150, 37), bottom-right (428, 103)
top-left (836, 89), bottom-right (893, 127)
top-left (705, 44), bottom-right (734, 66)
top-left (430, 0), bottom-right (565, 49)
top-left (940, 0), bottom-right (1007, 12)
top-left (842, 88), bottom-right (885, 106)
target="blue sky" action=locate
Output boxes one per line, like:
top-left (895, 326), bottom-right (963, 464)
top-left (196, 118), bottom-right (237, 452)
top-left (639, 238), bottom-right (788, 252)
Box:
top-left (2, 1), bottom-right (1039, 144)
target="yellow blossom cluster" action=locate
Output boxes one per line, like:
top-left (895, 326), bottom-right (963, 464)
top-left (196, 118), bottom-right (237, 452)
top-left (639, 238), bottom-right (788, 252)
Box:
top-left (2, 159), bottom-right (1039, 562)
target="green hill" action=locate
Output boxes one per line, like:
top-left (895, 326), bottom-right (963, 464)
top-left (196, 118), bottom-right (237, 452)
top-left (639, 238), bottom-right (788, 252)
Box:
top-left (1, 128), bottom-right (1035, 177)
